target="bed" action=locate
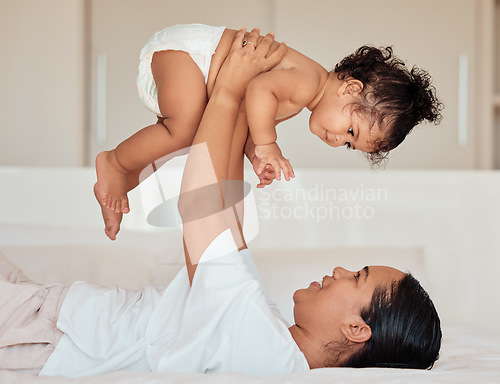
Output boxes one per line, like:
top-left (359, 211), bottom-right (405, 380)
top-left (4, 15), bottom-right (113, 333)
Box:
top-left (0, 165), bottom-right (499, 383)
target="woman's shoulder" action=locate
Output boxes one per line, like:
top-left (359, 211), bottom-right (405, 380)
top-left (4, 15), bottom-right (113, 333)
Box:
top-left (215, 300), bottom-right (309, 375)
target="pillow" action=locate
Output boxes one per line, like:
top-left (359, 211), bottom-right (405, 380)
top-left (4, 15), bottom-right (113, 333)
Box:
top-left (1, 244), bottom-right (186, 290)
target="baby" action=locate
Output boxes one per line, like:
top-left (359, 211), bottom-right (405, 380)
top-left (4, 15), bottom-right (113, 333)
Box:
top-left (95, 24), bottom-right (442, 240)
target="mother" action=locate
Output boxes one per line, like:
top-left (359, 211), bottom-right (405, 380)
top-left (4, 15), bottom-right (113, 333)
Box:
top-left (2, 29), bottom-right (441, 377)
top-left (174, 28), bottom-right (442, 372)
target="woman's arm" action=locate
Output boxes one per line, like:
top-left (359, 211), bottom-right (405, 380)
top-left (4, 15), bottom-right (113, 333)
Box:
top-left (178, 28), bottom-right (286, 285)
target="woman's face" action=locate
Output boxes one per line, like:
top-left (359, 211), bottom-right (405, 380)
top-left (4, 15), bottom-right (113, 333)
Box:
top-left (293, 266), bottom-right (405, 338)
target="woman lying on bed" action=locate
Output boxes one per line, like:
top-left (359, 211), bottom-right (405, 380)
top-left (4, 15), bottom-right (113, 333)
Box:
top-left (0, 28), bottom-right (441, 377)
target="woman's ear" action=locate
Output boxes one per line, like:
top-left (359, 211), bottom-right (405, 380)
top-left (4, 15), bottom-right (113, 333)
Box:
top-left (340, 318), bottom-right (372, 343)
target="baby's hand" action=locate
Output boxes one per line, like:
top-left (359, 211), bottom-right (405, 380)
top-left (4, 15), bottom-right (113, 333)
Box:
top-left (254, 143), bottom-right (295, 181)
top-left (252, 160), bottom-right (276, 188)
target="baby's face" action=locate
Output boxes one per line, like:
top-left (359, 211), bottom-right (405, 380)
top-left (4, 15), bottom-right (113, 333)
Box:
top-left (309, 81), bottom-right (382, 153)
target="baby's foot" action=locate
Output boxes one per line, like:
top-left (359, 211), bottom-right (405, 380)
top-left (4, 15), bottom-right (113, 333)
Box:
top-left (94, 182), bottom-right (122, 240)
top-left (95, 150), bottom-right (130, 213)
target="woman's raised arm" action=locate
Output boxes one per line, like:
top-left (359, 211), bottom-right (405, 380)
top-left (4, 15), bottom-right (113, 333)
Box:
top-left (178, 28), bottom-right (286, 284)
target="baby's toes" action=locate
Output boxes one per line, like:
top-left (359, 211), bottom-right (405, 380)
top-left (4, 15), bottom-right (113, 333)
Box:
top-left (104, 195), bottom-right (112, 209)
top-left (100, 196), bottom-right (108, 207)
top-left (112, 199), bottom-right (121, 213)
top-left (100, 193), bottom-right (109, 207)
top-left (121, 198), bottom-right (130, 214)
top-left (105, 224), bottom-right (119, 241)
top-left (95, 184), bottom-right (109, 207)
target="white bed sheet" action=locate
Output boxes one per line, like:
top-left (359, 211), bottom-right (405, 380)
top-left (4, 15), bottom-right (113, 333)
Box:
top-left (1, 325), bottom-right (499, 383)
top-left (0, 223), bottom-right (499, 383)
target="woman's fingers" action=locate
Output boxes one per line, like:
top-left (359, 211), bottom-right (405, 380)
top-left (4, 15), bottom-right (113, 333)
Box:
top-left (232, 27), bottom-right (286, 74)
top-left (257, 167), bottom-right (275, 188)
top-left (268, 42), bottom-right (287, 67)
top-left (251, 30), bottom-right (287, 71)
top-left (232, 27), bottom-right (247, 50)
top-left (215, 27), bottom-right (286, 101)
top-left (258, 179), bottom-right (272, 188)
top-left (256, 32), bottom-right (274, 54)
top-left (244, 27), bottom-right (260, 47)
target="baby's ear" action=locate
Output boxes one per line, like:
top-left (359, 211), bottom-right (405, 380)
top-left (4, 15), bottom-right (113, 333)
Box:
top-left (344, 79), bottom-right (363, 97)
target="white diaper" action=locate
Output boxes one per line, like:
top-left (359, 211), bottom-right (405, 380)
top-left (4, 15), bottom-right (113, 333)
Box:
top-left (137, 24), bottom-right (226, 117)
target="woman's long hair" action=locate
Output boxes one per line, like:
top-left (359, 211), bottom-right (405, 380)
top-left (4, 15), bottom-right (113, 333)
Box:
top-left (343, 274), bottom-right (442, 369)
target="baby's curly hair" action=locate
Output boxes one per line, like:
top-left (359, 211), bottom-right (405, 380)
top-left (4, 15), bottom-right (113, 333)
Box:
top-left (334, 46), bottom-right (443, 165)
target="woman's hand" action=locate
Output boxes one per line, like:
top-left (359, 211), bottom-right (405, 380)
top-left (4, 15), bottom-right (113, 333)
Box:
top-left (213, 27), bottom-right (287, 100)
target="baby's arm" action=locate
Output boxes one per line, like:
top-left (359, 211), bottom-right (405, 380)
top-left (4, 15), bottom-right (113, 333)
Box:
top-left (245, 70), bottom-right (295, 181)
top-left (245, 68), bottom-right (318, 181)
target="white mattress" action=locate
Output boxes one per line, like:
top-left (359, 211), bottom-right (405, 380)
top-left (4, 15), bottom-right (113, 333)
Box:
top-left (0, 224), bottom-right (499, 383)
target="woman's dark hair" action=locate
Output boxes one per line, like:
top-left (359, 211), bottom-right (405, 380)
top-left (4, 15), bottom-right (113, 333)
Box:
top-left (342, 274), bottom-right (442, 369)
top-left (334, 46), bottom-right (443, 165)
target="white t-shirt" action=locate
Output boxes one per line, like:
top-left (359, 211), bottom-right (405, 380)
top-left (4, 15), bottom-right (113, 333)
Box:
top-left (40, 230), bottom-right (309, 377)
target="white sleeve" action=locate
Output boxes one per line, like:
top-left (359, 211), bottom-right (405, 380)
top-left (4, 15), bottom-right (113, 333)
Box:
top-left (198, 228), bottom-right (239, 264)
top-left (194, 233), bottom-right (287, 326)
top-left (238, 248), bottom-right (286, 324)
top-left (147, 230), bottom-right (301, 374)
top-left (197, 235), bottom-right (268, 304)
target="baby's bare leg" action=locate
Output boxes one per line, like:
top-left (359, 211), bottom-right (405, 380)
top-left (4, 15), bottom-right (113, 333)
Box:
top-left (95, 50), bottom-right (207, 217)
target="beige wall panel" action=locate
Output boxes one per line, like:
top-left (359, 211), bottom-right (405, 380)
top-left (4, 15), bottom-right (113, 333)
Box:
top-left (0, 0), bottom-right (85, 166)
top-left (1, 0), bottom-right (481, 168)
top-left (494, 0), bottom-right (500, 168)
top-left (271, 0), bottom-right (476, 169)
top-left (89, 0), bottom-right (273, 162)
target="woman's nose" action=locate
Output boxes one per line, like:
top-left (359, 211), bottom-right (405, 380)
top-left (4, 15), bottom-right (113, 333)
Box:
top-left (333, 267), bottom-right (349, 279)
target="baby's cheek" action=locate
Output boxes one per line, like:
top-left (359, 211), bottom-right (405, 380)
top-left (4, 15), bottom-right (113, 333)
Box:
top-left (308, 119), bottom-right (321, 135)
